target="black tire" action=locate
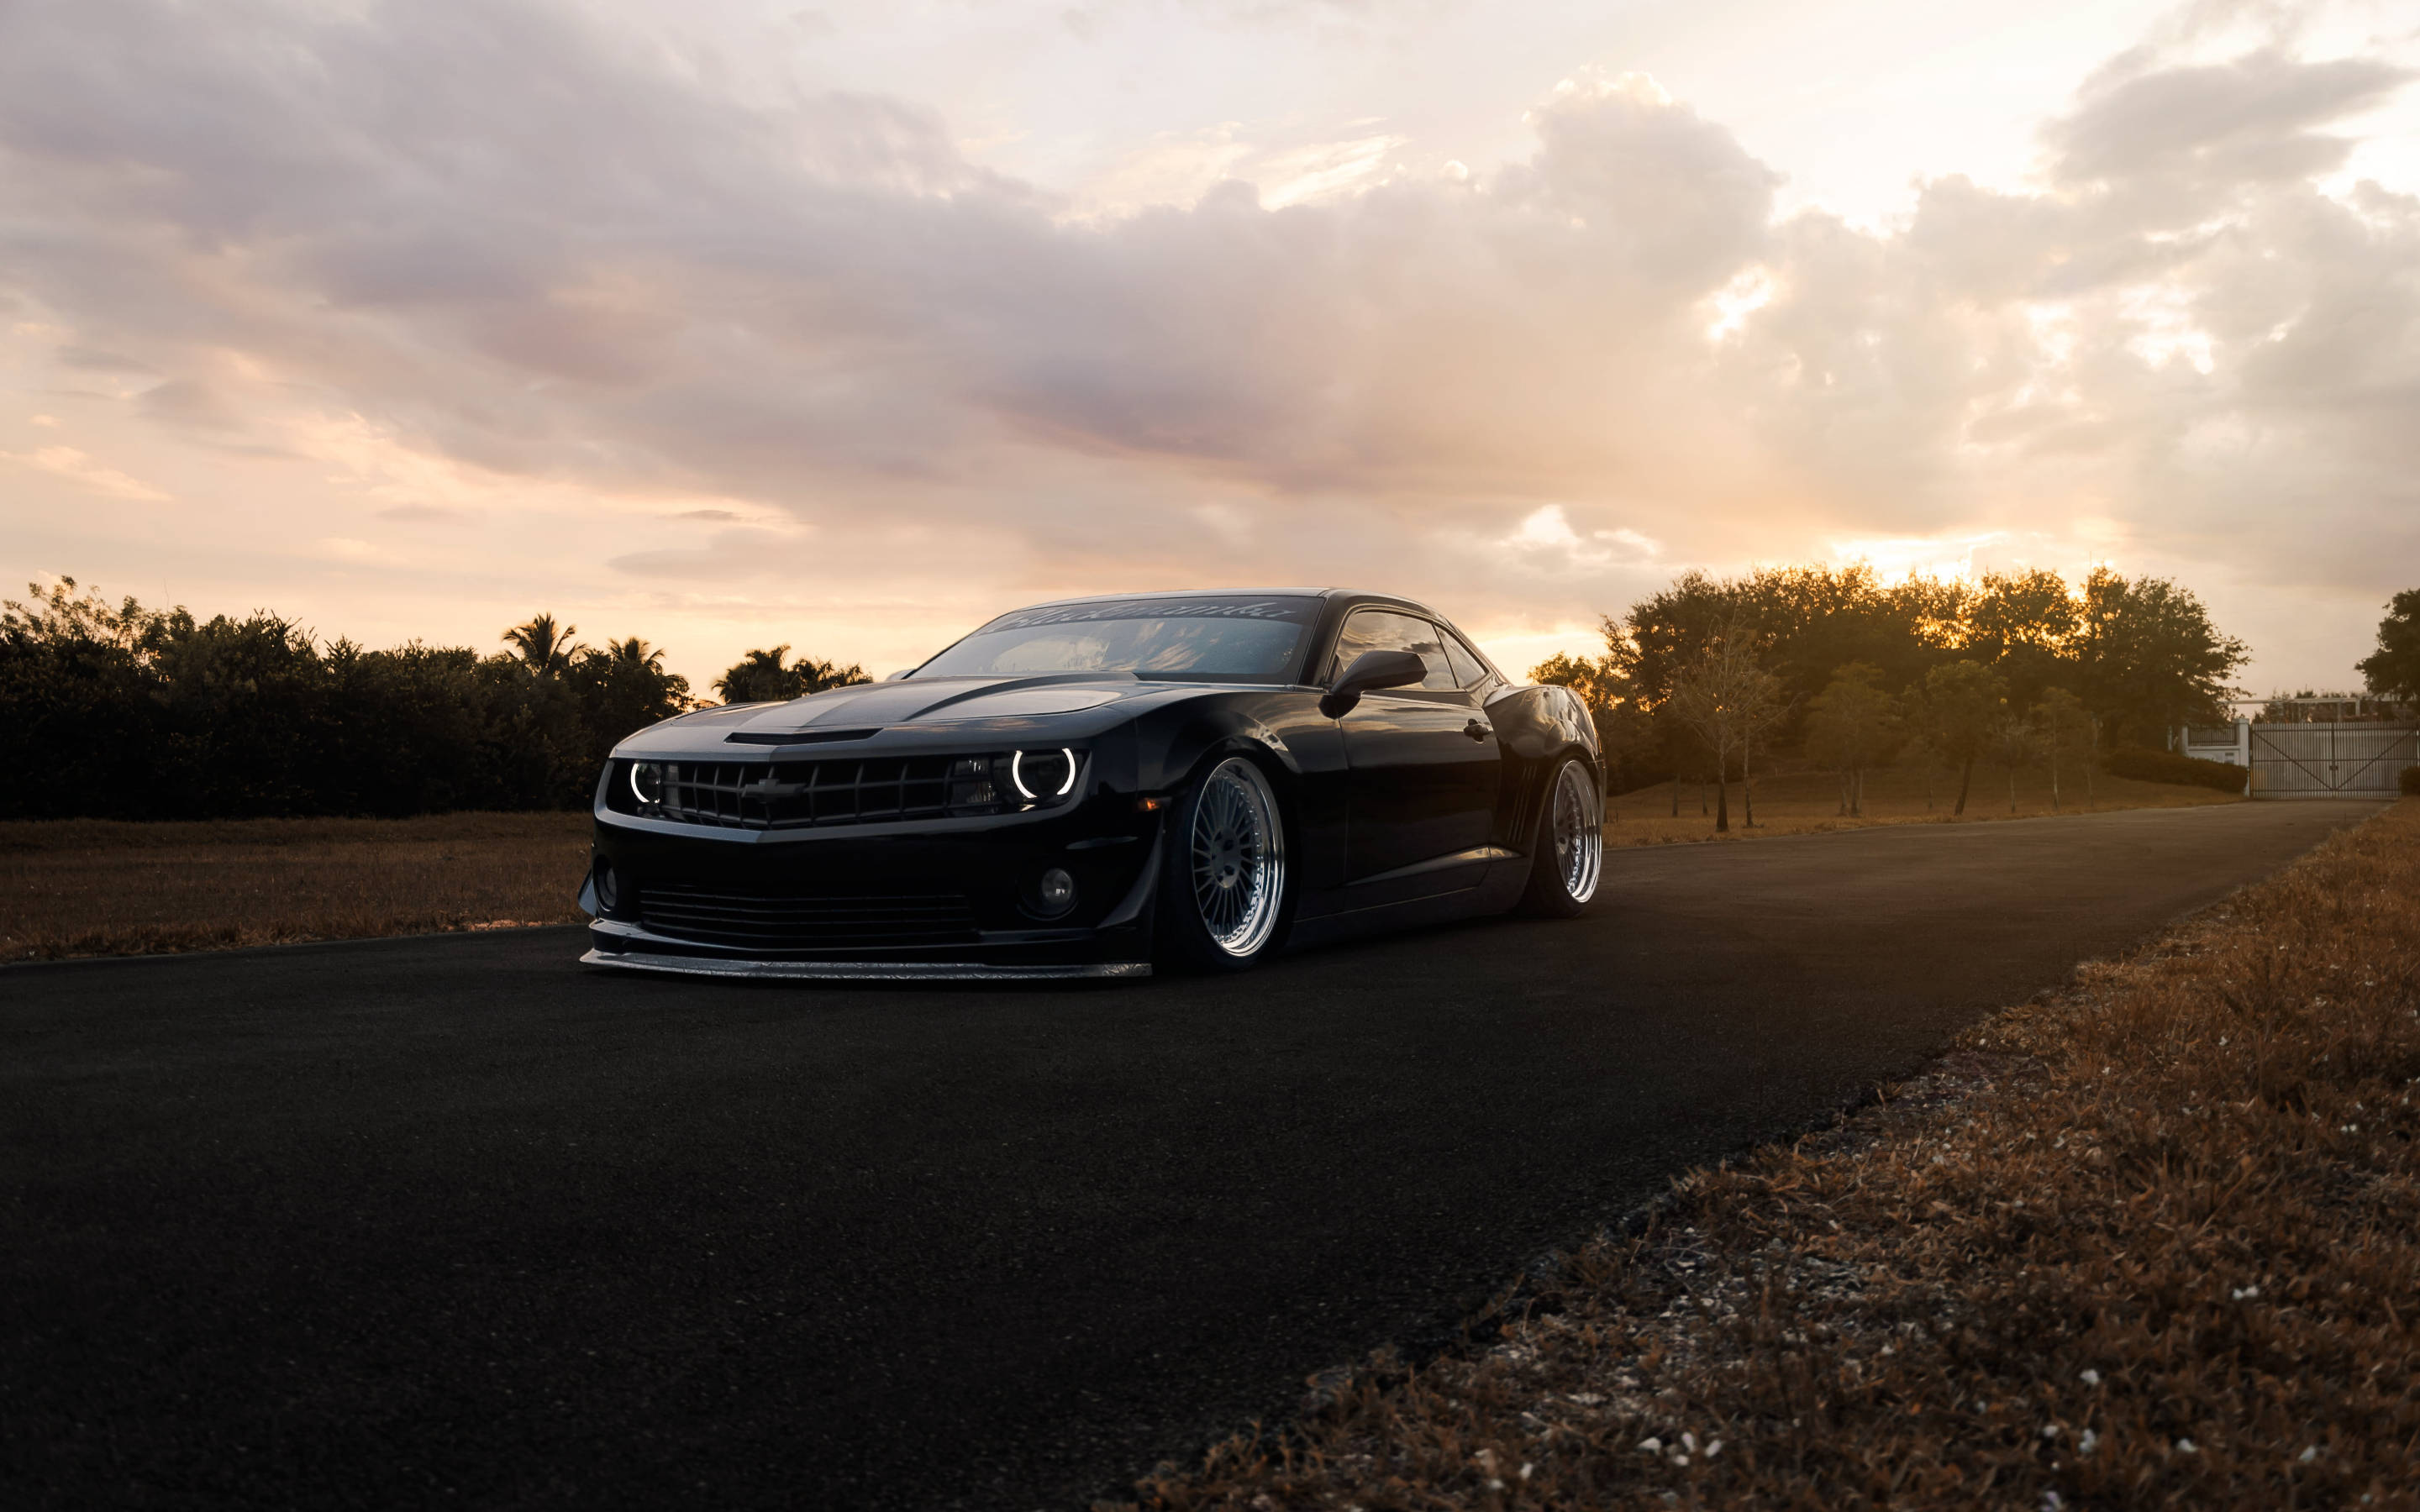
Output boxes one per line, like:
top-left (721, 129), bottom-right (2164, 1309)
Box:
top-left (1155, 754), bottom-right (1291, 974)
top-left (1517, 755), bottom-right (1602, 918)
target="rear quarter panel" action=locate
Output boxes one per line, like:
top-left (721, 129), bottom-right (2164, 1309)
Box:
top-left (1481, 682), bottom-right (1600, 852)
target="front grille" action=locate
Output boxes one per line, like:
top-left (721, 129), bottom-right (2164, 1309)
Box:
top-left (639, 879), bottom-right (978, 951)
top-left (645, 756), bottom-right (956, 830)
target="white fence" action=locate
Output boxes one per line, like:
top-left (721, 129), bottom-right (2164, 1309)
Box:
top-left (2243, 722), bottom-right (2417, 799)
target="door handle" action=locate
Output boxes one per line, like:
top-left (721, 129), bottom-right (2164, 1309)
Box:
top-left (1463, 719), bottom-right (1493, 743)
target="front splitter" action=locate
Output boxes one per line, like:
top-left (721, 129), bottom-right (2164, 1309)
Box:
top-left (581, 948), bottom-right (1150, 982)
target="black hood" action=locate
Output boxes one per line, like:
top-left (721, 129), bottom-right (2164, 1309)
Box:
top-left (729, 673), bottom-right (1147, 734)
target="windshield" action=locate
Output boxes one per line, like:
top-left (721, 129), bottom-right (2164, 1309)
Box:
top-left (913, 596), bottom-right (1318, 680)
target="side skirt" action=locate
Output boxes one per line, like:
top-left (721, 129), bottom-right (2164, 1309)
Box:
top-left (1284, 885), bottom-right (1494, 950)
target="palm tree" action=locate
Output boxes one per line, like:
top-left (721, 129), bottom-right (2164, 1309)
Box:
top-left (502, 612), bottom-right (582, 675)
top-left (712, 645), bottom-right (871, 704)
top-left (713, 645), bottom-right (801, 704)
top-left (605, 636), bottom-right (665, 674)
top-left (793, 654), bottom-right (870, 693)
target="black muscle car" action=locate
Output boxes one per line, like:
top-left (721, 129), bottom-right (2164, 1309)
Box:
top-left (579, 589), bottom-right (1602, 979)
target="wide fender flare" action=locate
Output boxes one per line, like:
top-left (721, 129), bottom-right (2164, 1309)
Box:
top-left (1483, 683), bottom-right (1602, 843)
top-left (1146, 704), bottom-right (1308, 792)
top-left (1148, 704), bottom-right (1315, 875)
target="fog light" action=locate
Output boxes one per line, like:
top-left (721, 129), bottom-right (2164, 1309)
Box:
top-left (630, 761), bottom-right (665, 804)
top-left (1033, 867), bottom-right (1077, 917)
top-left (594, 859), bottom-right (620, 912)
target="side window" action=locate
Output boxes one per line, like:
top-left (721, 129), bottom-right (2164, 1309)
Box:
top-left (1439, 627), bottom-right (1491, 689)
top-left (1328, 610), bottom-right (1458, 690)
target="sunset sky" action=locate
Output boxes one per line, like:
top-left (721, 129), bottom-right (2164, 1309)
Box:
top-left (3, 0), bottom-right (2415, 692)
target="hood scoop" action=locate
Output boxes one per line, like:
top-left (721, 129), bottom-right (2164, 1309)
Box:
top-left (723, 727), bottom-right (882, 746)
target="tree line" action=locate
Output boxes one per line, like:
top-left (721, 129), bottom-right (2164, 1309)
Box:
top-left (0, 564), bottom-right (2285, 824)
top-left (0, 579), bottom-right (865, 820)
top-left (1531, 564), bottom-right (2250, 831)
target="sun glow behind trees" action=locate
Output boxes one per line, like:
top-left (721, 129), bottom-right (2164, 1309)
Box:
top-left (1532, 562), bottom-right (2249, 808)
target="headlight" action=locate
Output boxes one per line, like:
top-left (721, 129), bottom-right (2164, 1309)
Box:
top-left (629, 761), bottom-right (665, 804)
top-left (946, 749), bottom-right (1084, 816)
top-left (1009, 748), bottom-right (1077, 801)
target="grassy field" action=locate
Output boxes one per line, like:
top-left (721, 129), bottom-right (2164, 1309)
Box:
top-left (1605, 760), bottom-right (2241, 845)
top-left (1, 762), bottom-right (2241, 963)
top-left (1121, 800), bottom-right (2420, 1509)
top-left (0, 812), bottom-right (592, 965)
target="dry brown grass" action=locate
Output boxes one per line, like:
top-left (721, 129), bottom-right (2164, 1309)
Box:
top-left (1118, 800), bottom-right (2420, 1510)
top-left (0, 811), bottom-right (591, 963)
top-left (1604, 762), bottom-right (2240, 847)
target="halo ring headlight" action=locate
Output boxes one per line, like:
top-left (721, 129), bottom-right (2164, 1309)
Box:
top-left (1008, 748), bottom-right (1079, 802)
top-left (630, 761), bottom-right (665, 805)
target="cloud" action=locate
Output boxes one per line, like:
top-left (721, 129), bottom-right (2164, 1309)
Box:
top-left (0, 0), bottom-right (1781, 507)
top-left (1498, 505), bottom-right (1661, 574)
top-left (0, 444), bottom-right (172, 501)
top-left (374, 503), bottom-right (467, 523)
top-left (0, 0), bottom-right (2412, 687)
top-left (55, 345), bottom-right (155, 374)
top-left (2045, 49), bottom-right (2411, 192)
top-left (1076, 123), bottom-right (1413, 217)
top-left (606, 527), bottom-right (823, 581)
top-left (136, 377), bottom-right (248, 431)
top-left (1507, 71), bottom-right (1781, 289)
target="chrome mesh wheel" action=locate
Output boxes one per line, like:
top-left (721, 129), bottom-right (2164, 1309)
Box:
top-left (1189, 757), bottom-right (1286, 958)
top-left (1549, 759), bottom-right (1602, 904)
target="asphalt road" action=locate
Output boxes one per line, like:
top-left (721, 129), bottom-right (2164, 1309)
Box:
top-left (1, 800), bottom-right (2381, 1509)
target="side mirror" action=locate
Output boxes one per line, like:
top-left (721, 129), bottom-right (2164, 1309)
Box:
top-left (1319, 648), bottom-right (1428, 718)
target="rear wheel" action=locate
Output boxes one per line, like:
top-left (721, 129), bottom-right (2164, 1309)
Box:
top-left (1517, 756), bottom-right (1601, 917)
top-left (1157, 755), bottom-right (1289, 973)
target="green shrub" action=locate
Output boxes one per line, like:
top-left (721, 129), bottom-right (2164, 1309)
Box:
top-left (2105, 745), bottom-right (2249, 793)
top-left (3, 580), bottom-right (697, 820)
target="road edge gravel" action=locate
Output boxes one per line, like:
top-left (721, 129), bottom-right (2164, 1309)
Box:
top-left (1109, 800), bottom-right (2420, 1509)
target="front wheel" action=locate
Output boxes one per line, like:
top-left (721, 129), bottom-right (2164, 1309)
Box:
top-left (1517, 756), bottom-right (1602, 917)
top-left (1156, 755), bottom-right (1290, 973)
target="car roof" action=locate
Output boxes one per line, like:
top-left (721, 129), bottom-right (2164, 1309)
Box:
top-left (971, 587), bottom-right (1501, 681)
top-left (1017, 587), bottom-right (1446, 616)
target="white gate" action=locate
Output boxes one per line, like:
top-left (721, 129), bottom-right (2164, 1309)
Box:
top-left (2246, 722), bottom-right (2417, 798)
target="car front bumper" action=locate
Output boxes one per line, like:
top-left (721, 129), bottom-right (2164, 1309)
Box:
top-left (581, 795), bottom-right (1164, 980)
